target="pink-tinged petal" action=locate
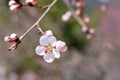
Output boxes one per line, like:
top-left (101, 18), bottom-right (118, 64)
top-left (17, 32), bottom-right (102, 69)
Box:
top-left (53, 49), bottom-right (60, 59)
top-left (45, 30), bottom-right (53, 37)
top-left (35, 45), bottom-right (45, 56)
top-left (55, 40), bottom-right (68, 53)
top-left (40, 35), bottom-right (49, 46)
top-left (43, 53), bottom-right (54, 63)
top-left (48, 36), bottom-right (57, 45)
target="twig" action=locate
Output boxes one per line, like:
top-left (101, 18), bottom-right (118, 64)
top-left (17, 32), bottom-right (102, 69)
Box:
top-left (63, 0), bottom-right (88, 29)
top-left (37, 24), bottom-right (44, 35)
top-left (8, 0), bottom-right (58, 51)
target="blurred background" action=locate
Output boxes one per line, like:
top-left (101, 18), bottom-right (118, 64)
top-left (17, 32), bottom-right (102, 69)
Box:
top-left (0, 0), bottom-right (120, 80)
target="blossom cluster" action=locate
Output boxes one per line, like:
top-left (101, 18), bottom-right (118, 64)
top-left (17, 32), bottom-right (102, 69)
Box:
top-left (62, 0), bottom-right (95, 39)
top-left (4, 33), bottom-right (20, 50)
top-left (35, 30), bottom-right (67, 63)
top-left (62, 0), bottom-right (86, 22)
top-left (8, 0), bottom-right (39, 11)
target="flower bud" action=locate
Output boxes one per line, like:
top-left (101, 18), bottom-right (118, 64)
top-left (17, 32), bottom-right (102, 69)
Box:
top-left (4, 36), bottom-right (13, 42)
top-left (10, 4), bottom-right (20, 11)
top-left (83, 16), bottom-right (90, 24)
top-left (82, 27), bottom-right (88, 32)
top-left (8, 0), bottom-right (16, 6)
top-left (75, 9), bottom-right (81, 16)
top-left (25, 0), bottom-right (35, 3)
top-left (62, 11), bottom-right (72, 22)
top-left (89, 28), bottom-right (95, 34)
top-left (55, 40), bottom-right (67, 53)
top-left (25, 0), bottom-right (37, 6)
top-left (10, 33), bottom-right (18, 41)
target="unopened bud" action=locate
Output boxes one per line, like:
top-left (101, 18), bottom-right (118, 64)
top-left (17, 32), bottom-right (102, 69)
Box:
top-left (75, 1), bottom-right (86, 8)
top-left (75, 9), bottom-right (81, 16)
top-left (82, 27), bottom-right (88, 32)
top-left (8, 0), bottom-right (16, 6)
top-left (10, 33), bottom-right (18, 41)
top-left (4, 36), bottom-right (13, 42)
top-left (10, 4), bottom-right (21, 11)
top-left (89, 28), bottom-right (95, 34)
top-left (83, 16), bottom-right (90, 24)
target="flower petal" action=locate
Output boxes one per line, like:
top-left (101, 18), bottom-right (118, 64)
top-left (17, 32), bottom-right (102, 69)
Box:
top-left (55, 40), bottom-right (68, 52)
top-left (48, 36), bottom-right (57, 45)
top-left (53, 49), bottom-right (60, 59)
top-left (35, 45), bottom-right (45, 56)
top-left (40, 35), bottom-right (49, 46)
top-left (43, 53), bottom-right (54, 63)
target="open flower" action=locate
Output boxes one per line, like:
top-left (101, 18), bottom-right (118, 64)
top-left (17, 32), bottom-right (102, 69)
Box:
top-left (35, 31), bottom-right (68, 63)
top-left (35, 35), bottom-right (61, 63)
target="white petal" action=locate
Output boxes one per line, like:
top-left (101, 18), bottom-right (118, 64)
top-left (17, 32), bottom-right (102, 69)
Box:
top-left (45, 30), bottom-right (53, 36)
top-left (9, 0), bottom-right (16, 6)
top-left (53, 49), bottom-right (60, 59)
top-left (35, 46), bottom-right (45, 56)
top-left (43, 53), bottom-right (54, 63)
top-left (40, 35), bottom-right (49, 46)
top-left (48, 36), bottom-right (57, 45)
top-left (55, 40), bottom-right (68, 53)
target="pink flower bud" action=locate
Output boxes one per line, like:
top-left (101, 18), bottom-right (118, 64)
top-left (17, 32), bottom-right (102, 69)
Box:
top-left (10, 4), bottom-right (20, 11)
top-left (8, 0), bottom-right (16, 6)
top-left (55, 40), bottom-right (67, 53)
top-left (83, 16), bottom-right (90, 24)
top-left (45, 30), bottom-right (53, 37)
top-left (75, 9), bottom-right (81, 16)
top-left (89, 28), bottom-right (95, 34)
top-left (62, 11), bottom-right (72, 22)
top-left (26, 0), bottom-right (35, 3)
top-left (82, 27), bottom-right (88, 32)
top-left (10, 33), bottom-right (18, 41)
top-left (4, 36), bottom-right (13, 42)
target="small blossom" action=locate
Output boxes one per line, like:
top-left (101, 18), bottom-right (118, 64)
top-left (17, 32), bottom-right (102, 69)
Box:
top-left (62, 11), bottom-right (72, 22)
top-left (35, 35), bottom-right (60, 63)
top-left (86, 28), bottom-right (95, 39)
top-left (25, 0), bottom-right (37, 6)
top-left (35, 34), bottom-right (67, 63)
top-left (10, 4), bottom-right (20, 11)
top-left (44, 30), bottom-right (53, 37)
top-left (4, 36), bottom-right (13, 42)
top-left (8, 0), bottom-right (16, 6)
top-left (89, 28), bottom-right (95, 34)
top-left (4, 33), bottom-right (19, 42)
top-left (75, 9), bottom-right (81, 16)
top-left (82, 27), bottom-right (88, 32)
top-left (10, 33), bottom-right (18, 41)
top-left (83, 16), bottom-right (90, 24)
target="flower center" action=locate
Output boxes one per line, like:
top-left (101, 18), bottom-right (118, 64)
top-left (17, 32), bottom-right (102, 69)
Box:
top-left (45, 44), bottom-right (53, 54)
